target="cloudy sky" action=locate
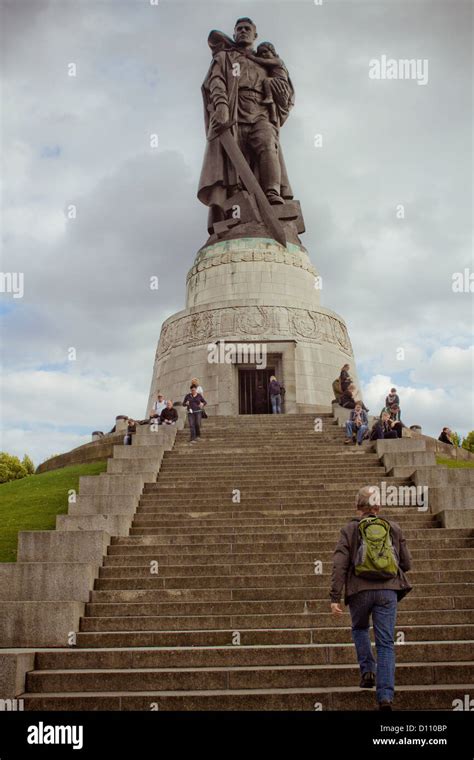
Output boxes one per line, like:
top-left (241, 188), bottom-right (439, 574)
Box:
top-left (1, 0), bottom-right (472, 466)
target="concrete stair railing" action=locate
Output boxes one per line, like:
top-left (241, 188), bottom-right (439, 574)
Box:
top-left (0, 412), bottom-right (186, 698)
top-left (376, 436), bottom-right (474, 530)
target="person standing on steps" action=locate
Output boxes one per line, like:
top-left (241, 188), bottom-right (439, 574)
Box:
top-left (329, 485), bottom-right (412, 711)
top-left (191, 377), bottom-right (207, 419)
top-left (269, 375), bottom-right (282, 414)
top-left (183, 384), bottom-right (207, 443)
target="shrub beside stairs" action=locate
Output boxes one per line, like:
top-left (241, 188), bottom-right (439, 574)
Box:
top-left (1, 410), bottom-right (473, 710)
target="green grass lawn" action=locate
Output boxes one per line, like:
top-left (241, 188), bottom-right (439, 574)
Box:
top-left (0, 461), bottom-right (107, 562)
top-left (436, 456), bottom-right (474, 468)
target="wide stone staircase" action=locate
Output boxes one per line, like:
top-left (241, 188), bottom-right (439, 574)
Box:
top-left (21, 414), bottom-right (474, 710)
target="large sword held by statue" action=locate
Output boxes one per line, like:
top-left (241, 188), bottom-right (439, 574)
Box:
top-left (213, 121), bottom-right (287, 248)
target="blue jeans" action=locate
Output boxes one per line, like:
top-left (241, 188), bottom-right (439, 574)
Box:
top-left (345, 421), bottom-right (368, 443)
top-left (349, 589), bottom-right (398, 703)
top-left (188, 411), bottom-right (202, 440)
top-left (271, 394), bottom-right (281, 414)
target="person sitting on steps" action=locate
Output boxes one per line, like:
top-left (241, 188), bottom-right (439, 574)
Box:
top-left (332, 376), bottom-right (342, 404)
top-left (385, 387), bottom-right (401, 420)
top-left (339, 363), bottom-right (353, 393)
top-left (384, 404), bottom-right (403, 438)
top-left (160, 399), bottom-right (178, 426)
top-left (340, 383), bottom-right (356, 409)
top-left (370, 411), bottom-right (398, 441)
top-left (438, 427), bottom-right (454, 445)
top-left (123, 418), bottom-right (136, 446)
top-left (344, 402), bottom-right (369, 446)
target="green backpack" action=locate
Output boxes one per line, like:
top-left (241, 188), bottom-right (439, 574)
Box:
top-left (355, 516), bottom-right (399, 580)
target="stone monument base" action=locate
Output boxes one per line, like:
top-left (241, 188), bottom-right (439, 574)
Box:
top-left (147, 238), bottom-right (359, 415)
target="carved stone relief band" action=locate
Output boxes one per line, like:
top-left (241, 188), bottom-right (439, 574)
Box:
top-left (157, 305), bottom-right (353, 358)
top-left (187, 246), bottom-right (317, 283)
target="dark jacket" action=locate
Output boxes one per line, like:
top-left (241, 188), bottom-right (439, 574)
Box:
top-left (370, 419), bottom-right (395, 440)
top-left (340, 390), bottom-right (355, 408)
top-left (340, 369), bottom-right (352, 391)
top-left (183, 392), bottom-right (207, 412)
top-left (160, 406), bottom-right (178, 423)
top-left (330, 514), bottom-right (412, 605)
top-left (269, 380), bottom-right (281, 396)
top-left (438, 431), bottom-right (453, 445)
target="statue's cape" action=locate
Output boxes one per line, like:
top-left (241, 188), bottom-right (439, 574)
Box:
top-left (197, 36), bottom-right (295, 227)
top-left (207, 29), bottom-right (236, 56)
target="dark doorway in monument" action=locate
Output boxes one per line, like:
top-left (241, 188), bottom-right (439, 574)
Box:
top-left (238, 368), bottom-right (275, 414)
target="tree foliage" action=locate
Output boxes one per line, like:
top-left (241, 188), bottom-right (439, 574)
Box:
top-left (0, 452), bottom-right (35, 484)
top-left (461, 430), bottom-right (474, 453)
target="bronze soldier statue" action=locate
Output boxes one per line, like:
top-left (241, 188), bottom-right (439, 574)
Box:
top-left (198, 17), bottom-right (297, 239)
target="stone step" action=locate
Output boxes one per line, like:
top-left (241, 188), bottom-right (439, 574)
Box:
top-left (144, 476), bottom-right (414, 486)
top-left (129, 519), bottom-right (441, 533)
top-left (103, 548), bottom-right (474, 565)
top-left (182, 416), bottom-right (337, 423)
top-left (115, 543), bottom-right (474, 569)
top-left (146, 482), bottom-right (389, 494)
top-left (79, 609), bottom-right (474, 632)
top-left (94, 569), bottom-right (474, 589)
top-left (156, 466), bottom-right (382, 476)
top-left (152, 477), bottom-right (386, 488)
top-left (24, 661), bottom-right (474, 693)
top-left (176, 431), bottom-right (345, 437)
top-left (152, 471), bottom-right (387, 483)
top-left (75, 624), bottom-right (474, 648)
top-left (114, 529), bottom-right (454, 545)
top-left (135, 504), bottom-right (424, 515)
top-left (114, 534), bottom-right (470, 548)
top-left (125, 528), bottom-right (470, 541)
top-left (32, 640), bottom-right (474, 671)
top-left (84, 594), bottom-right (474, 618)
top-left (97, 560), bottom-right (474, 579)
top-left (175, 442), bottom-right (357, 448)
top-left (161, 450), bottom-right (373, 460)
top-left (89, 582), bottom-right (474, 604)
top-left (136, 498), bottom-right (415, 510)
top-left (162, 450), bottom-right (379, 458)
top-left (100, 555), bottom-right (474, 572)
top-left (153, 468), bottom-right (383, 478)
top-left (20, 683), bottom-right (474, 711)
top-left (159, 454), bottom-right (377, 462)
top-left (107, 460), bottom-right (162, 474)
top-left (143, 480), bottom-right (411, 491)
